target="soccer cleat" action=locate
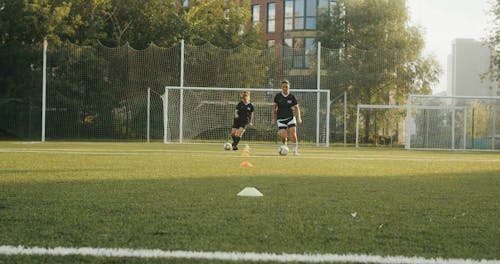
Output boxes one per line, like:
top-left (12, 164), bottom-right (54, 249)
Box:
top-left (293, 150), bottom-right (299, 156)
top-left (233, 146), bottom-right (238, 150)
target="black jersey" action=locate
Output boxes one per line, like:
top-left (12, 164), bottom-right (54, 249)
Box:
top-left (235, 101), bottom-right (254, 123)
top-left (274, 92), bottom-right (298, 119)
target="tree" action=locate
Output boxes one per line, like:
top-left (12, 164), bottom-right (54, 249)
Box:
top-left (180, 0), bottom-right (262, 49)
top-left (317, 0), bottom-right (441, 142)
top-left (485, 0), bottom-right (499, 84)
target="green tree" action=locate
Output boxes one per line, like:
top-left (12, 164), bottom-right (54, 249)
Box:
top-left (181, 0), bottom-right (263, 49)
top-left (318, 0), bottom-right (441, 142)
top-left (319, 0), bottom-right (440, 102)
top-left (485, 0), bottom-right (499, 84)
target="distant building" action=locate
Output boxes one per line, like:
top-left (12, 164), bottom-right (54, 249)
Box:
top-left (250, 0), bottom-right (336, 51)
top-left (447, 38), bottom-right (495, 96)
top-left (250, 0), bottom-right (337, 88)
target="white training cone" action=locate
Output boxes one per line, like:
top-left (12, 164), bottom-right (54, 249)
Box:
top-left (237, 187), bottom-right (263, 197)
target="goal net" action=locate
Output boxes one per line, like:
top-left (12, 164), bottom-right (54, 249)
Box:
top-left (355, 104), bottom-right (407, 147)
top-left (161, 86), bottom-right (330, 146)
top-left (406, 95), bottom-right (500, 151)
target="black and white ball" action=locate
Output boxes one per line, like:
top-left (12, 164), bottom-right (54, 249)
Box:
top-left (279, 145), bottom-right (289, 156)
top-left (224, 142), bottom-right (233, 150)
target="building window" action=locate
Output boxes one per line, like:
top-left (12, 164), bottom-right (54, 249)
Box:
top-left (284, 0), bottom-right (294, 31)
top-left (284, 37), bottom-right (316, 68)
top-left (224, 8), bottom-right (229, 19)
top-left (305, 0), bottom-right (317, 29)
top-left (284, 0), bottom-right (336, 31)
top-left (294, 0), bottom-right (305, 30)
top-left (267, 3), bottom-right (276, 33)
top-left (267, 40), bottom-right (276, 48)
top-left (252, 4), bottom-right (260, 26)
top-left (318, 0), bottom-right (330, 15)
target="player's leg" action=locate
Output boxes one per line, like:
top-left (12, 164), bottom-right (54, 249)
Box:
top-left (279, 128), bottom-right (288, 145)
top-left (289, 126), bottom-right (299, 155)
top-left (233, 127), bottom-right (246, 150)
top-left (277, 118), bottom-right (289, 145)
top-left (230, 127), bottom-right (237, 148)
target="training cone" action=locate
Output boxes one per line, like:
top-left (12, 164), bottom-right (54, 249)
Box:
top-left (240, 161), bottom-right (253, 167)
top-left (241, 144), bottom-right (250, 157)
top-left (237, 187), bottom-right (263, 197)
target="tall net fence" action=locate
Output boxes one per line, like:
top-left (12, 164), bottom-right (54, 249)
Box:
top-left (355, 105), bottom-right (407, 147)
top-left (0, 42), bottom-right (43, 140)
top-left (45, 42), bottom-right (180, 140)
top-left (321, 47), bottom-right (404, 145)
top-left (2, 41), bottom-right (418, 145)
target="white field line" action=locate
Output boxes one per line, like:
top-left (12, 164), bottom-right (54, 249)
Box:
top-left (1, 148), bottom-right (499, 163)
top-left (0, 246), bottom-right (499, 264)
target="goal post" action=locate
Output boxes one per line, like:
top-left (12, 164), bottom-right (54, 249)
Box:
top-left (406, 95), bottom-right (500, 151)
top-left (161, 86), bottom-right (330, 146)
top-left (354, 95), bottom-right (500, 151)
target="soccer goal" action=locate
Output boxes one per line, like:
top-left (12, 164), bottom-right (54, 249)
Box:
top-left (161, 86), bottom-right (330, 146)
top-left (406, 95), bottom-right (500, 151)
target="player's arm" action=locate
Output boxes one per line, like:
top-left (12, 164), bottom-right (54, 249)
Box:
top-left (271, 103), bottom-right (277, 125)
top-left (248, 112), bottom-right (253, 126)
top-left (294, 104), bottom-right (302, 124)
top-left (234, 105), bottom-right (239, 119)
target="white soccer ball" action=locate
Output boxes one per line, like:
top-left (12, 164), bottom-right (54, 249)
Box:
top-left (279, 145), bottom-right (289, 156)
top-left (224, 142), bottom-right (233, 150)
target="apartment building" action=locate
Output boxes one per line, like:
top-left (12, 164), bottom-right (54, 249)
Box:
top-left (251, 0), bottom-right (336, 66)
top-left (447, 38), bottom-right (496, 96)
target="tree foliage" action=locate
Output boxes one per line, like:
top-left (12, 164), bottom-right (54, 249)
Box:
top-left (485, 0), bottom-right (500, 83)
top-left (318, 0), bottom-right (441, 104)
top-left (0, 0), bottom-right (263, 48)
top-left (318, 0), bottom-right (441, 142)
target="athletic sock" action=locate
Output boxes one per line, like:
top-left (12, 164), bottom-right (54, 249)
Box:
top-left (234, 136), bottom-right (241, 147)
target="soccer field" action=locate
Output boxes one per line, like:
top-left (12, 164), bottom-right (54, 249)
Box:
top-left (0, 142), bottom-right (499, 263)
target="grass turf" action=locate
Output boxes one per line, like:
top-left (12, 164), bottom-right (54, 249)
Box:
top-left (0, 142), bottom-right (499, 263)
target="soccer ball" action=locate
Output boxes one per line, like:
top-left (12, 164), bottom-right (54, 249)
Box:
top-left (279, 145), bottom-right (289, 156)
top-left (224, 142), bottom-right (233, 150)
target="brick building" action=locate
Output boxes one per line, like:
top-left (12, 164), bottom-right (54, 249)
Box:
top-left (251, 0), bottom-right (336, 63)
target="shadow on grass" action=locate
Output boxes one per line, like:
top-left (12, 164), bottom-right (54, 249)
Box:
top-left (0, 170), bottom-right (499, 263)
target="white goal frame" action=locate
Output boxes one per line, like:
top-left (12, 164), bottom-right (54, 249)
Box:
top-left (161, 86), bottom-right (331, 146)
top-left (355, 95), bottom-right (500, 151)
top-left (406, 94), bottom-right (500, 151)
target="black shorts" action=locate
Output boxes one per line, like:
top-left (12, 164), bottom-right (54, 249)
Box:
top-left (232, 119), bottom-right (248, 129)
top-left (277, 116), bottom-right (297, 129)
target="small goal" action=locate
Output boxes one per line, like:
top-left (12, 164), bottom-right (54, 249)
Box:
top-left (406, 95), bottom-right (500, 151)
top-left (355, 95), bottom-right (500, 151)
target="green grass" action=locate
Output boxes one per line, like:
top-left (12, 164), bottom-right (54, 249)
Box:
top-left (0, 141), bottom-right (499, 263)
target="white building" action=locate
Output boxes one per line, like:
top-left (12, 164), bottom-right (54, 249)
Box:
top-left (447, 38), bottom-right (494, 96)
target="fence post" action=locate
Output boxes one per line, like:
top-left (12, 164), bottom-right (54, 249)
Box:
top-left (147, 87), bottom-right (150, 143)
top-left (316, 42), bottom-right (321, 146)
top-left (41, 38), bottom-right (47, 142)
top-left (344, 91), bottom-right (347, 146)
top-left (179, 39), bottom-right (184, 143)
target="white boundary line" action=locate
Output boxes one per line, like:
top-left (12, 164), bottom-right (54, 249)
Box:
top-left (0, 246), bottom-right (498, 264)
top-left (1, 148), bottom-right (500, 163)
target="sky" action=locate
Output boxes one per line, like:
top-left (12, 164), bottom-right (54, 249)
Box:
top-left (406, 0), bottom-right (494, 94)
